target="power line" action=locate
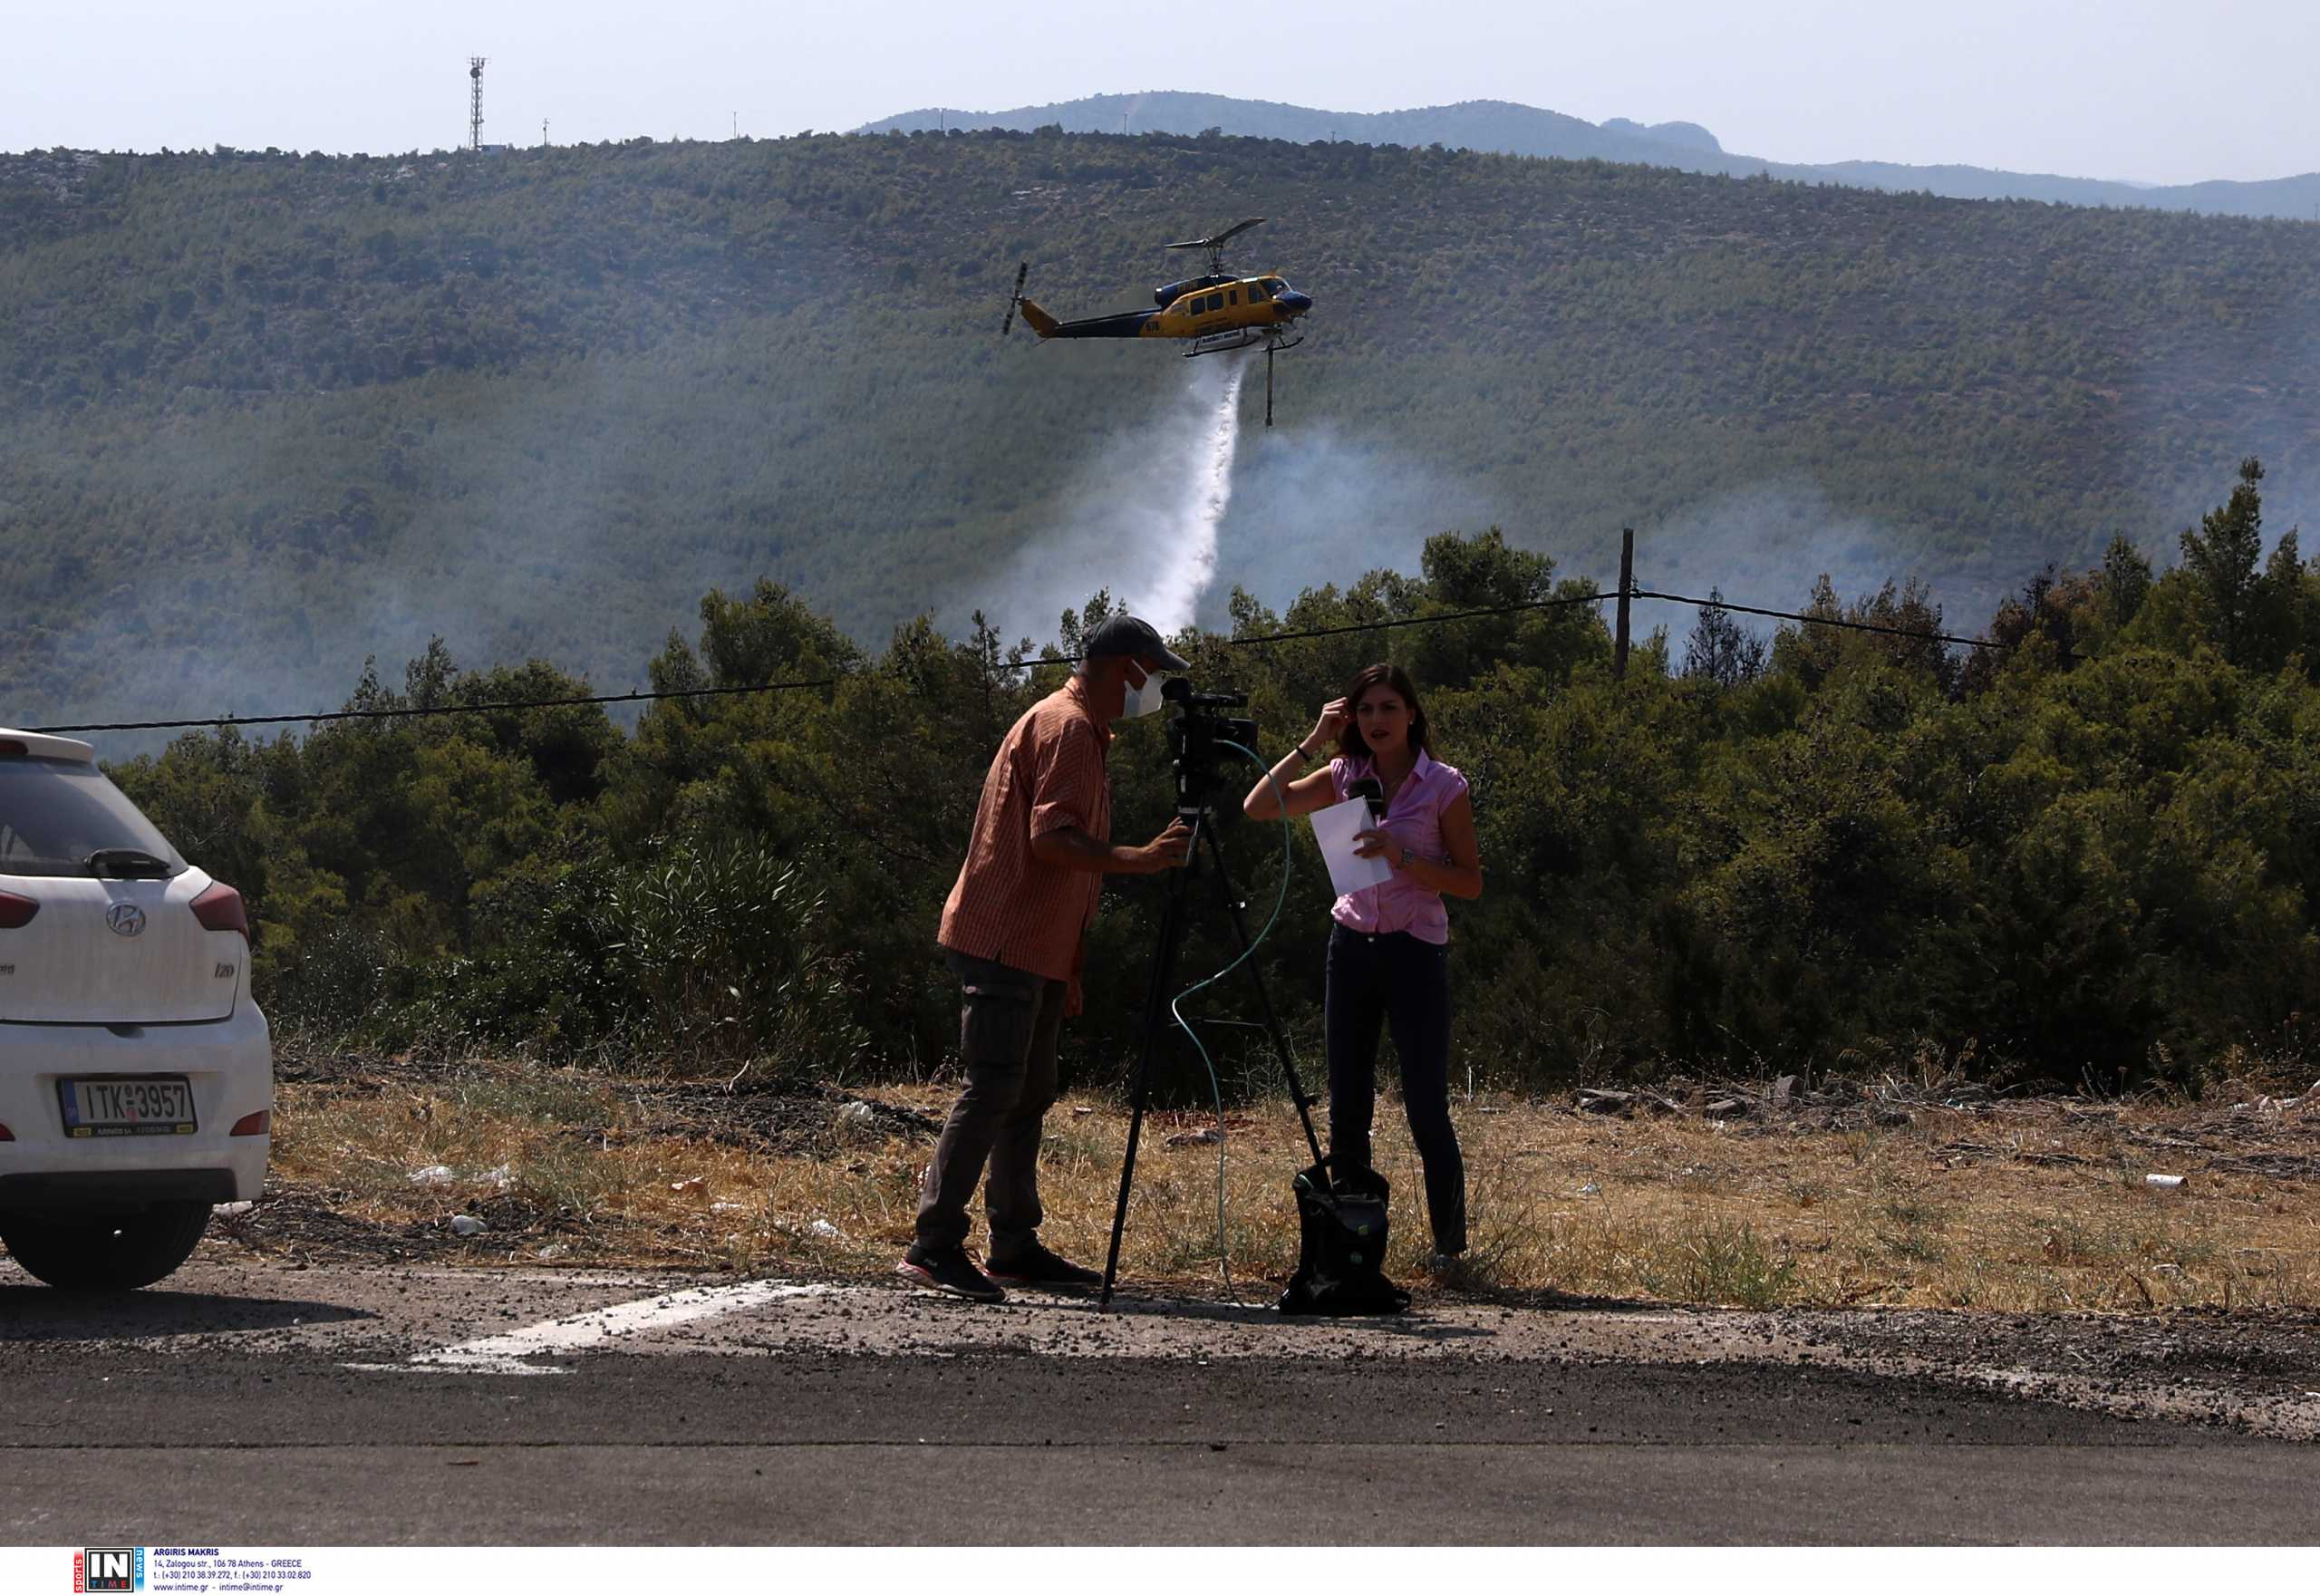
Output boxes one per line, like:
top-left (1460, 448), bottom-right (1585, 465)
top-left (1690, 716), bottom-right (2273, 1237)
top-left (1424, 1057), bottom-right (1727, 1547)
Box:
top-left (1631, 587), bottom-right (2050, 656)
top-left (1221, 588), bottom-right (1610, 648)
top-left (30, 677), bottom-right (843, 736)
top-left (24, 582), bottom-right (2044, 738)
top-left (26, 594), bottom-right (1617, 733)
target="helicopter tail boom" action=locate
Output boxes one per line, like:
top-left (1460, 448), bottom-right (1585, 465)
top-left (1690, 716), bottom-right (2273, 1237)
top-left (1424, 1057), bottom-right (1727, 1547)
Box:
top-left (1020, 304), bottom-right (1157, 340)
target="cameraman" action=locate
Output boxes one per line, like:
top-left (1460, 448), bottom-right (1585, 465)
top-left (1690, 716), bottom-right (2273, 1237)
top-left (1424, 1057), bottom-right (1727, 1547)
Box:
top-left (1242, 663), bottom-right (1484, 1268)
top-left (900, 615), bottom-right (1194, 1302)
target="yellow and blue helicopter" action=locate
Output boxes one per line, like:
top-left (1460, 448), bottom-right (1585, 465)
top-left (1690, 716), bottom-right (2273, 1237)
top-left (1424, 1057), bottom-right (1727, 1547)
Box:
top-left (1002, 218), bottom-right (1314, 424)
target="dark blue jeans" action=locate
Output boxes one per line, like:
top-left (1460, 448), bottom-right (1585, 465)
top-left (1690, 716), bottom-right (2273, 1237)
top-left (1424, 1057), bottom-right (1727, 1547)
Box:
top-left (1324, 924), bottom-right (1466, 1254)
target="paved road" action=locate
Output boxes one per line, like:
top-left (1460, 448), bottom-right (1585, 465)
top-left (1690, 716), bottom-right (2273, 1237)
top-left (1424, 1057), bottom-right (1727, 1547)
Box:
top-left (3, 1259), bottom-right (2315, 1544)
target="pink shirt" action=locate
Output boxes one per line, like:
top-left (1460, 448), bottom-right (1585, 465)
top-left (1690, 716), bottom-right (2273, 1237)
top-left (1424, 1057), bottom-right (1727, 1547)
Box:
top-left (1329, 748), bottom-right (1468, 945)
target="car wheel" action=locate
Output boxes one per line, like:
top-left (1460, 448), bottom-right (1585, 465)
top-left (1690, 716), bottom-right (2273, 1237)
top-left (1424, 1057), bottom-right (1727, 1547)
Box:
top-left (0, 1202), bottom-right (213, 1291)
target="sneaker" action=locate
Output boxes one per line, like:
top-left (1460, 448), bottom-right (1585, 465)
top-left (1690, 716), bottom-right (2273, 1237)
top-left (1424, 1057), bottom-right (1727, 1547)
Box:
top-left (896, 1244), bottom-right (1006, 1302)
top-left (984, 1242), bottom-right (1104, 1291)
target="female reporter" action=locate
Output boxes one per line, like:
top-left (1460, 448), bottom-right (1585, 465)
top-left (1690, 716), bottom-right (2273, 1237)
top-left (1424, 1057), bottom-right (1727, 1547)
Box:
top-left (1242, 663), bottom-right (1484, 1263)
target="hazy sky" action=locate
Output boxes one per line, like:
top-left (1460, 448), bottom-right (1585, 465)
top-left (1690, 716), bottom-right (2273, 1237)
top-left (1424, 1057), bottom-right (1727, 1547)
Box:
top-left (6, 1), bottom-right (2312, 186)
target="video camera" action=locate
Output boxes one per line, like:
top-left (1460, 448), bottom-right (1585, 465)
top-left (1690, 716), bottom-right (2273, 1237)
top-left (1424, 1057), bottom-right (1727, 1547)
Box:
top-left (1161, 676), bottom-right (1259, 807)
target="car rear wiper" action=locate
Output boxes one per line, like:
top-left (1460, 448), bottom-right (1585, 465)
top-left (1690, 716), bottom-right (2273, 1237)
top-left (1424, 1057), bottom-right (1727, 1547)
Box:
top-left (85, 847), bottom-right (175, 879)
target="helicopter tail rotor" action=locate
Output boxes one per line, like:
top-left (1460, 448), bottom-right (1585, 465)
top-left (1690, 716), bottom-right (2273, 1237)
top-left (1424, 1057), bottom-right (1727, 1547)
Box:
top-left (1000, 261), bottom-right (1029, 338)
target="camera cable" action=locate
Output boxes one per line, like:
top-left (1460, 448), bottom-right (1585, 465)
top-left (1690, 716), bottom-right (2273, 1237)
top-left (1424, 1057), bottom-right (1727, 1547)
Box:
top-left (1164, 740), bottom-right (1296, 1305)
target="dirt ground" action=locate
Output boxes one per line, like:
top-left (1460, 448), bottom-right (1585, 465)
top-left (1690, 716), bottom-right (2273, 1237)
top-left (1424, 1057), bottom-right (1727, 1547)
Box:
top-left (255, 1050), bottom-right (2320, 1318)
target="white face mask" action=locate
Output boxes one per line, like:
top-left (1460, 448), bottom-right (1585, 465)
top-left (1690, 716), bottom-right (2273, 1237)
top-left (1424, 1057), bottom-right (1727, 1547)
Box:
top-left (1119, 663), bottom-right (1168, 720)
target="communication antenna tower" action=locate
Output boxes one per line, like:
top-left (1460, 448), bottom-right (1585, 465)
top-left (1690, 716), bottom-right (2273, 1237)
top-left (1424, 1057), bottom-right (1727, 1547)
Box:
top-left (468, 57), bottom-right (488, 152)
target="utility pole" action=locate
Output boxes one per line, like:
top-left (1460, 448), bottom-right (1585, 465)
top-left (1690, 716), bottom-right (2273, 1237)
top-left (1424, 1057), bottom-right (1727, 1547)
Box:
top-left (468, 57), bottom-right (487, 152)
top-left (1614, 527), bottom-right (1635, 682)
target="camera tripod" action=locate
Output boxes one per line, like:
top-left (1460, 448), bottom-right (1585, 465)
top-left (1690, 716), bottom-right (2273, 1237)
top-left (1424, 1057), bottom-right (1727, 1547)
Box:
top-left (1098, 773), bottom-right (1329, 1309)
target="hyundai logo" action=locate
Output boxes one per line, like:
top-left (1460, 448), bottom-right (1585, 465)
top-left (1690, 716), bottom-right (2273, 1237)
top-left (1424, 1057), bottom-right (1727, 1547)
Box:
top-left (106, 904), bottom-right (148, 938)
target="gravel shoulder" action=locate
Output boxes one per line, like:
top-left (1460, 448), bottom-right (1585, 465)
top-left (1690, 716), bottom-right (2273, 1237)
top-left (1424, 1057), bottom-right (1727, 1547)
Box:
top-left (8, 1251), bottom-right (2317, 1443)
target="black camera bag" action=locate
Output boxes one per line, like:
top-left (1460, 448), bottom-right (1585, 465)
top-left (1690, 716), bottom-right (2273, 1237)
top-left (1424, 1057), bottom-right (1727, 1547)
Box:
top-left (1278, 1156), bottom-right (1410, 1316)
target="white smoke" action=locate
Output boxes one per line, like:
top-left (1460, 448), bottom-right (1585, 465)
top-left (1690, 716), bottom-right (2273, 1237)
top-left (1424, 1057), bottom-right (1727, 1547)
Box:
top-left (1207, 420), bottom-right (1495, 624)
top-left (1638, 480), bottom-right (1928, 614)
top-left (1631, 479), bottom-right (1964, 660)
top-left (985, 357), bottom-right (1247, 647)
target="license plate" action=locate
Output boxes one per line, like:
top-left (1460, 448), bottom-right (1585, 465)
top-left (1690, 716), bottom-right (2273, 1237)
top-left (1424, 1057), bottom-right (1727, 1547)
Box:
top-left (58, 1077), bottom-right (197, 1137)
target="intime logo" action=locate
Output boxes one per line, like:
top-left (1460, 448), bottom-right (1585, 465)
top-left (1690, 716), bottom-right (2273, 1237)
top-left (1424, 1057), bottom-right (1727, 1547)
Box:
top-left (74, 1546), bottom-right (142, 1592)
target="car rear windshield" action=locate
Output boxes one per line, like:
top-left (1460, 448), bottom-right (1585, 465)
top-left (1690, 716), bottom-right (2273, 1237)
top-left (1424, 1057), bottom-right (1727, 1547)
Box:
top-left (0, 759), bottom-right (184, 879)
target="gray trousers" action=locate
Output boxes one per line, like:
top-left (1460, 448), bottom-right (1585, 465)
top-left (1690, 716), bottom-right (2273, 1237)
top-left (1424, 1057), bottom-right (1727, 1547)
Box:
top-left (914, 950), bottom-right (1068, 1257)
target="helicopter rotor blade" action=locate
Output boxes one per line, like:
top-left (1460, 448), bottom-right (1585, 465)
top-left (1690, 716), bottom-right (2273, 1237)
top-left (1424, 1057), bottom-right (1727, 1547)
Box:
top-left (1000, 261), bottom-right (1028, 338)
top-left (1165, 216), bottom-right (1265, 251)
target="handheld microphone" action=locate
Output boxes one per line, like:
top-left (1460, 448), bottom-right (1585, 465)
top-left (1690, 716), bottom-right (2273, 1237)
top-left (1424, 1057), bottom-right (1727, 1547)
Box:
top-left (1347, 777), bottom-right (1384, 822)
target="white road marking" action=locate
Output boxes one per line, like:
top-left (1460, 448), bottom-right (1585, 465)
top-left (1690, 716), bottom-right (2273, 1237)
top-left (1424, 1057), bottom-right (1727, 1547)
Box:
top-left (348, 1280), bottom-right (834, 1376)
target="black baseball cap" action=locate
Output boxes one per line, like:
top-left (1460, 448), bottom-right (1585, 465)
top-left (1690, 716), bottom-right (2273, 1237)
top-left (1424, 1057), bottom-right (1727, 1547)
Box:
top-left (1082, 614), bottom-right (1191, 672)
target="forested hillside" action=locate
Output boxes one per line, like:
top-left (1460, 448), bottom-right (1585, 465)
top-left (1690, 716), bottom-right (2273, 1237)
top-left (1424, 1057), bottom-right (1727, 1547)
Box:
top-left (6, 131), bottom-right (2320, 732)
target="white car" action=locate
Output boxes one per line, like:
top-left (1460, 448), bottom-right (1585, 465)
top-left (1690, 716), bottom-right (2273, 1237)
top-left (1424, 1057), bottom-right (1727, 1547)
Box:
top-left (0, 727), bottom-right (271, 1291)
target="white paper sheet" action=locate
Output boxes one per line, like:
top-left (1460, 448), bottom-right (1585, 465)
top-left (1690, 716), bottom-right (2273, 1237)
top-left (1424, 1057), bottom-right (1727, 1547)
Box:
top-left (1310, 796), bottom-right (1394, 898)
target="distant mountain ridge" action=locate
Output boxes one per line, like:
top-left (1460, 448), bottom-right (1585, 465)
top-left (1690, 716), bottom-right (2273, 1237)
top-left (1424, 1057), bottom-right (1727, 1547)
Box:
top-left (861, 93), bottom-right (1720, 169)
top-left (858, 91), bottom-right (2320, 220)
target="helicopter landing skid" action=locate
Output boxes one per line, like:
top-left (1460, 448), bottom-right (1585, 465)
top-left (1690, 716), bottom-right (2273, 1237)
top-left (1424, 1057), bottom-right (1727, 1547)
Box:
top-left (1184, 326), bottom-right (1271, 358)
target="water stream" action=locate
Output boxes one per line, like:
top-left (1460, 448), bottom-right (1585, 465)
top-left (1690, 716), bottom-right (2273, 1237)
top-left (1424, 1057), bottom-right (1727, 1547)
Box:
top-left (987, 357), bottom-right (1247, 648)
top-left (1141, 361), bottom-right (1245, 635)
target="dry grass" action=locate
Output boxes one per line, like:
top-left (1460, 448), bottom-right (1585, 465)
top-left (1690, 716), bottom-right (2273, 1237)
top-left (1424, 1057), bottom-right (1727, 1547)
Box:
top-left (268, 1064), bottom-right (2320, 1311)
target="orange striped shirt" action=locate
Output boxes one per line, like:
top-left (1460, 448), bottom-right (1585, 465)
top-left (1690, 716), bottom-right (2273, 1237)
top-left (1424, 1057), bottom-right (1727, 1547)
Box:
top-left (937, 678), bottom-right (1113, 1011)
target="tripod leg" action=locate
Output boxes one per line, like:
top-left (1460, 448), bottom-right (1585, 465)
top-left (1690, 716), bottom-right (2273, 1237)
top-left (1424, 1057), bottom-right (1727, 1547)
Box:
top-left (1099, 813), bottom-right (1204, 1309)
top-left (1197, 817), bottom-right (1328, 1179)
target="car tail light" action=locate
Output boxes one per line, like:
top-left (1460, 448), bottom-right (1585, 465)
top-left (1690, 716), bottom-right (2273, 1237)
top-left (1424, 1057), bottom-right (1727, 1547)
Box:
top-left (0, 1123), bottom-right (14, 1141)
top-left (230, 1110), bottom-right (270, 1137)
top-left (0, 739), bottom-right (25, 758)
top-left (190, 882), bottom-right (249, 938)
top-left (0, 890), bottom-right (36, 929)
